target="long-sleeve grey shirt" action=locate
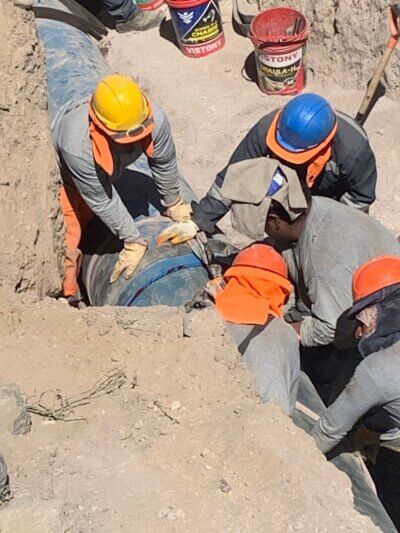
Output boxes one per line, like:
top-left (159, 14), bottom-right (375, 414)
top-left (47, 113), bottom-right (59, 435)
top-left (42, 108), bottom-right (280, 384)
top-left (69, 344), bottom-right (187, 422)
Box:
top-left (52, 98), bottom-right (180, 242)
top-left (282, 197), bottom-right (400, 348)
top-left (312, 340), bottom-right (400, 453)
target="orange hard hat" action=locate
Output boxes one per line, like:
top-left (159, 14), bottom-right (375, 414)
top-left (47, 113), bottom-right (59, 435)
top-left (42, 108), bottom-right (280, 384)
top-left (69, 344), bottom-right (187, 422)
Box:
top-left (348, 255), bottom-right (400, 317)
top-left (233, 244), bottom-right (288, 278)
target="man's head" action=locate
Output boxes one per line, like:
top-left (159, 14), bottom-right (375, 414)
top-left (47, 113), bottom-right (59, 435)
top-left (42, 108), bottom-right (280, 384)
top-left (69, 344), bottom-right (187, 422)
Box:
top-left (266, 93), bottom-right (337, 165)
top-left (89, 74), bottom-right (154, 143)
top-left (348, 255), bottom-right (400, 339)
top-left (265, 179), bottom-right (311, 243)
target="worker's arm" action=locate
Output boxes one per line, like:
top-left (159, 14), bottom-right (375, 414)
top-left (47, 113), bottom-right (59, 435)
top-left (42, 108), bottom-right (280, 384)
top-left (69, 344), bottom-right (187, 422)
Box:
top-left (191, 114), bottom-right (272, 233)
top-left (338, 141), bottom-right (377, 212)
top-left (148, 107), bottom-right (181, 207)
top-left (60, 148), bottom-right (142, 242)
top-left (312, 363), bottom-right (385, 453)
top-left (299, 270), bottom-right (354, 347)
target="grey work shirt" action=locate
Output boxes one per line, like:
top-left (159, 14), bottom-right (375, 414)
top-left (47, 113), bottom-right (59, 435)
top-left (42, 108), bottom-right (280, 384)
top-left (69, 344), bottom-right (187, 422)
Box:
top-left (51, 99), bottom-right (180, 242)
top-left (283, 197), bottom-right (400, 348)
top-left (312, 340), bottom-right (400, 453)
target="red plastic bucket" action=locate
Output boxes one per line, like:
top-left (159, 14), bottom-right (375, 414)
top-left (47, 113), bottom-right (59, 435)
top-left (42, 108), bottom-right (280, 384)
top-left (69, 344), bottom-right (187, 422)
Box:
top-left (137, 0), bottom-right (164, 11)
top-left (250, 7), bottom-right (308, 95)
top-left (166, 0), bottom-right (225, 58)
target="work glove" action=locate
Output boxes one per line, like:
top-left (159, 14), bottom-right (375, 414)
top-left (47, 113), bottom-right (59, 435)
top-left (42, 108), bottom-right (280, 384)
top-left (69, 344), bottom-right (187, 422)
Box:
top-left (165, 198), bottom-right (192, 222)
top-left (110, 240), bottom-right (147, 284)
top-left (157, 220), bottom-right (199, 245)
top-left (350, 425), bottom-right (381, 464)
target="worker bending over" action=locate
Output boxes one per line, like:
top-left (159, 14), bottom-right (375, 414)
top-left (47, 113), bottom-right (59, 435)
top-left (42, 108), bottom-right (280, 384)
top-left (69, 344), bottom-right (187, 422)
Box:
top-left (265, 192), bottom-right (400, 348)
top-left (201, 244), bottom-right (300, 415)
top-left (159, 157), bottom-right (399, 351)
top-left (312, 256), bottom-right (400, 455)
top-left (158, 92), bottom-right (377, 245)
top-left (56, 74), bottom-right (191, 304)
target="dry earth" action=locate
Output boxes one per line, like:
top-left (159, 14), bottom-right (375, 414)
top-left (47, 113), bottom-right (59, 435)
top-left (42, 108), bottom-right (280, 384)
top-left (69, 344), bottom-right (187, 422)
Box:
top-left (0, 0), bottom-right (399, 531)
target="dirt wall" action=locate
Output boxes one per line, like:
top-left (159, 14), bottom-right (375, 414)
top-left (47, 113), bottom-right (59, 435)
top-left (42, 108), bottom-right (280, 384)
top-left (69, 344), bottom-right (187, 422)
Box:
top-left (0, 0), bottom-right (63, 297)
top-left (261, 0), bottom-right (400, 96)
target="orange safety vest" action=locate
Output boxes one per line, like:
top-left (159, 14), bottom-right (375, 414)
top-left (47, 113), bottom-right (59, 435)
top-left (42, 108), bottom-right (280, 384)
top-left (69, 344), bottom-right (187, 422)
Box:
top-left (88, 101), bottom-right (155, 177)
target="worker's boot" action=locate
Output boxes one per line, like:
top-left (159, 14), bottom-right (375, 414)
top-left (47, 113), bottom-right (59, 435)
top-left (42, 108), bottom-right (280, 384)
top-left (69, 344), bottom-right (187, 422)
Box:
top-left (115, 7), bottom-right (166, 33)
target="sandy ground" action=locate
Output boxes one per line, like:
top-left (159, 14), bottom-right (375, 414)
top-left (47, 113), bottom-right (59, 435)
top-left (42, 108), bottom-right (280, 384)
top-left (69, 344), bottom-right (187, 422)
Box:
top-left (0, 0), bottom-right (399, 531)
top-left (0, 291), bottom-right (379, 532)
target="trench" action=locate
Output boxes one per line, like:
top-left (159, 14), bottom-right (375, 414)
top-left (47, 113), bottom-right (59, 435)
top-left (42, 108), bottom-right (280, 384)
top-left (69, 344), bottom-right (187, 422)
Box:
top-left (34, 0), bottom-right (400, 530)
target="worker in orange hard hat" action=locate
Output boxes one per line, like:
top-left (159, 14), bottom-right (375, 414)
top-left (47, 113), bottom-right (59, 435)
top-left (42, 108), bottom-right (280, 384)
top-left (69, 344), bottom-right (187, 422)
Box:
top-left (52, 73), bottom-right (192, 305)
top-left (188, 244), bottom-right (300, 415)
top-left (312, 255), bottom-right (400, 456)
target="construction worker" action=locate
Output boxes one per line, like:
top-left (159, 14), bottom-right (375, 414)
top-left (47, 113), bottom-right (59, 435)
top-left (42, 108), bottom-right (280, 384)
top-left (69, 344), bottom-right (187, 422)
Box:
top-left (194, 244), bottom-right (300, 415)
top-left (157, 92), bottom-right (377, 246)
top-left (264, 193), bottom-right (400, 349)
top-left (78, 0), bottom-right (166, 32)
top-left (57, 74), bottom-right (192, 304)
top-left (159, 157), bottom-right (400, 350)
top-left (36, 17), bottom-right (191, 304)
top-left (312, 256), bottom-right (400, 455)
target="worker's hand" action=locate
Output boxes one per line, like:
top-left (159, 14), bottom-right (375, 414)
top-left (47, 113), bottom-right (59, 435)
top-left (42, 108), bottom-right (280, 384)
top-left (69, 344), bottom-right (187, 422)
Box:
top-left (110, 240), bottom-right (148, 284)
top-left (204, 277), bottom-right (226, 300)
top-left (165, 198), bottom-right (192, 222)
top-left (157, 220), bottom-right (199, 245)
top-left (350, 425), bottom-right (381, 464)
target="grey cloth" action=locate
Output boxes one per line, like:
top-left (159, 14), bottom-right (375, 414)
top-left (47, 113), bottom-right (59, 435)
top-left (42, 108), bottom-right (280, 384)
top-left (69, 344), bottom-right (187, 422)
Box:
top-left (99, 0), bottom-right (138, 21)
top-left (312, 340), bottom-right (400, 453)
top-left (227, 318), bottom-right (300, 415)
top-left (219, 158), bottom-right (307, 241)
top-left (52, 99), bottom-right (181, 242)
top-left (283, 197), bottom-right (400, 348)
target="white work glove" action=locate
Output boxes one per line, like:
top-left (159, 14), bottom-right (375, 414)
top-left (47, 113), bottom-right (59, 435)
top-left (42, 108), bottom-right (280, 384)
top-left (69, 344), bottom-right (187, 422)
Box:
top-left (165, 198), bottom-right (192, 222)
top-left (110, 240), bottom-right (147, 283)
top-left (157, 220), bottom-right (199, 245)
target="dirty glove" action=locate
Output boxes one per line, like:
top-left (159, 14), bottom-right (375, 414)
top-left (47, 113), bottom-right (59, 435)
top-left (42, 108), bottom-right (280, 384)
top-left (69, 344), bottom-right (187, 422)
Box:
top-left (110, 240), bottom-right (147, 283)
top-left (350, 425), bottom-right (381, 464)
top-left (204, 277), bottom-right (226, 300)
top-left (165, 198), bottom-right (192, 222)
top-left (157, 220), bottom-right (199, 245)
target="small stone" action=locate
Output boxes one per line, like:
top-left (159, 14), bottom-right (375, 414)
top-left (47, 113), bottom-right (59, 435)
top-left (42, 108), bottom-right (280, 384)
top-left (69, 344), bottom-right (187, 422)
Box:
top-left (110, 356), bottom-right (120, 362)
top-left (204, 464), bottom-right (212, 471)
top-left (170, 401), bottom-right (181, 411)
top-left (218, 479), bottom-right (231, 493)
top-left (158, 505), bottom-right (174, 519)
top-left (200, 448), bottom-right (210, 457)
top-left (147, 402), bottom-right (154, 409)
top-left (134, 419), bottom-right (144, 430)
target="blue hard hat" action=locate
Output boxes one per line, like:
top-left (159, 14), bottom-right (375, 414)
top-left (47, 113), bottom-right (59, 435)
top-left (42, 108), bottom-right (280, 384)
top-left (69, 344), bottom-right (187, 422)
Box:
top-left (276, 93), bottom-right (336, 152)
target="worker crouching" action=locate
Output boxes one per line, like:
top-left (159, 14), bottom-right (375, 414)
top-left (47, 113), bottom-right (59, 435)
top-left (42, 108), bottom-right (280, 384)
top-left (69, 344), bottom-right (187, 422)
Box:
top-left (312, 256), bottom-right (400, 456)
top-left (55, 74), bottom-right (192, 305)
top-left (201, 244), bottom-right (300, 415)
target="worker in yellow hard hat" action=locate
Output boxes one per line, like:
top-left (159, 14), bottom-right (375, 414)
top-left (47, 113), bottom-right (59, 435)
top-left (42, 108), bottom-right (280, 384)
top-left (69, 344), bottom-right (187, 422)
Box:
top-left (54, 73), bottom-right (192, 305)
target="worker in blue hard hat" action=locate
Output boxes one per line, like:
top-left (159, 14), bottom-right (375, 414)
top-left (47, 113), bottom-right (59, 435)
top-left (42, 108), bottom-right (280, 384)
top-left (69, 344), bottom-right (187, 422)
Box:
top-left (157, 93), bottom-right (377, 245)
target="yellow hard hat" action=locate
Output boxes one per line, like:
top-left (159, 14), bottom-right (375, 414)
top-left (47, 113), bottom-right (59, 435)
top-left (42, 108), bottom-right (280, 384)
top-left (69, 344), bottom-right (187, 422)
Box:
top-left (91, 74), bottom-right (150, 132)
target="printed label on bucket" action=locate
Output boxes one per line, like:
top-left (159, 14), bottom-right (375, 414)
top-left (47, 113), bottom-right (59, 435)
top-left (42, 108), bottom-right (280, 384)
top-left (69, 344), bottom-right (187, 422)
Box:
top-left (256, 47), bottom-right (304, 94)
top-left (170, 0), bottom-right (224, 56)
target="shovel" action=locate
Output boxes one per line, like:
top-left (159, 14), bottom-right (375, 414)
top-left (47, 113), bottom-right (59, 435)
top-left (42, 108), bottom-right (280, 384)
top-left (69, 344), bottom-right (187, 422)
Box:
top-left (355, 5), bottom-right (400, 126)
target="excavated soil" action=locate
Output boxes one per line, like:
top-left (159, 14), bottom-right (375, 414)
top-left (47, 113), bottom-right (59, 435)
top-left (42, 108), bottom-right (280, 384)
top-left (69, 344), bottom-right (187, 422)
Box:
top-left (0, 291), bottom-right (380, 532)
top-left (0, 0), bottom-right (400, 531)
